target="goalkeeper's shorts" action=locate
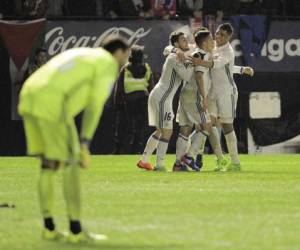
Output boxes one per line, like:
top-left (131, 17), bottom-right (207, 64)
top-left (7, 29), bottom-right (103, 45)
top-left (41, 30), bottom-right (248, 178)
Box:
top-left (22, 115), bottom-right (80, 162)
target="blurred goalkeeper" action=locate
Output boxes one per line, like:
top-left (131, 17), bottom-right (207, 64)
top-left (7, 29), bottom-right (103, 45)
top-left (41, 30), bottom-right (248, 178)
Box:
top-left (18, 36), bottom-right (130, 243)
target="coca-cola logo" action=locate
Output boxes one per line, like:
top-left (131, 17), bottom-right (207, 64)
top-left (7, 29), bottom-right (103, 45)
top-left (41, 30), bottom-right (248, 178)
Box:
top-left (45, 26), bottom-right (152, 56)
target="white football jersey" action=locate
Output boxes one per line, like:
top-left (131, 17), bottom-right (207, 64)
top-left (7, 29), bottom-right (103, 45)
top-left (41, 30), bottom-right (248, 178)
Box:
top-left (150, 53), bottom-right (194, 102)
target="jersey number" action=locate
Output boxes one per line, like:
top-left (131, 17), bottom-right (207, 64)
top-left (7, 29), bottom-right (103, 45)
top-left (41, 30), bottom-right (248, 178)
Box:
top-left (164, 112), bottom-right (172, 121)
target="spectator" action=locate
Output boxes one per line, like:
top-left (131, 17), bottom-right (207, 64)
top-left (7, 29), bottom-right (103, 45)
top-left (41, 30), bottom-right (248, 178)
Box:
top-left (24, 48), bottom-right (48, 80)
top-left (190, 0), bottom-right (222, 34)
top-left (25, 0), bottom-right (47, 18)
top-left (152, 0), bottom-right (176, 20)
top-left (128, 0), bottom-right (155, 18)
top-left (21, 0), bottom-right (37, 16)
top-left (95, 0), bottom-right (104, 16)
top-left (221, 0), bottom-right (241, 16)
top-left (202, 0), bottom-right (223, 22)
top-left (177, 0), bottom-right (203, 18)
top-left (114, 45), bottom-right (154, 154)
top-left (141, 0), bottom-right (154, 18)
top-left (119, 0), bottom-right (152, 17)
top-left (36, 0), bottom-right (48, 17)
top-left (15, 0), bottom-right (48, 18)
top-left (0, 0), bottom-right (15, 18)
top-left (239, 0), bottom-right (261, 15)
top-left (47, 0), bottom-right (63, 16)
top-left (261, 0), bottom-right (283, 16)
top-left (102, 0), bottom-right (151, 19)
top-left (63, 0), bottom-right (96, 16)
top-left (18, 47), bottom-right (47, 119)
top-left (104, 0), bottom-right (149, 18)
top-left (103, 0), bottom-right (121, 18)
top-left (118, 0), bottom-right (153, 18)
top-left (286, 0), bottom-right (300, 16)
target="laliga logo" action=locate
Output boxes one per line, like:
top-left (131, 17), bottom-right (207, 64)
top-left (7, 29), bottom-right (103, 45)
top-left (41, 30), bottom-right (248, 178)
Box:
top-left (232, 38), bottom-right (300, 62)
top-left (45, 26), bottom-right (152, 56)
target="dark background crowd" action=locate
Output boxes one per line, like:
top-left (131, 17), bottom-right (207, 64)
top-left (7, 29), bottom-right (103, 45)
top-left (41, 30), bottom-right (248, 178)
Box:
top-left (0, 0), bottom-right (299, 20)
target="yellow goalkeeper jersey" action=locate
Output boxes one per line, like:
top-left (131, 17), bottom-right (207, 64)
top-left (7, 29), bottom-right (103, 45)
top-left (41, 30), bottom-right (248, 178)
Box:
top-left (18, 47), bottom-right (118, 140)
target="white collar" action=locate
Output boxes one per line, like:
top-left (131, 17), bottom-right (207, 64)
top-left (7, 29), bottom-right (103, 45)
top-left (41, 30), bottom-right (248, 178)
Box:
top-left (217, 42), bottom-right (230, 51)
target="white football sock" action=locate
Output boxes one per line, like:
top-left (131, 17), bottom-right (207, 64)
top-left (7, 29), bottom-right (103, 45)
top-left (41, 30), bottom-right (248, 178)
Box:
top-left (209, 126), bottom-right (223, 160)
top-left (225, 130), bottom-right (240, 164)
top-left (156, 138), bottom-right (169, 167)
top-left (175, 134), bottom-right (189, 163)
top-left (141, 133), bottom-right (160, 163)
top-left (187, 131), bottom-right (208, 158)
top-left (198, 131), bottom-right (207, 155)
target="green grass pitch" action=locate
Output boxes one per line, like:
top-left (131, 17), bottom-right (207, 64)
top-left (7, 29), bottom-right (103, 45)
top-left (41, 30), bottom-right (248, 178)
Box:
top-left (0, 155), bottom-right (300, 250)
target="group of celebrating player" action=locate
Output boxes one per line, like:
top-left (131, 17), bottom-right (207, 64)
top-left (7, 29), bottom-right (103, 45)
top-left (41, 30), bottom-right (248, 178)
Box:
top-left (137, 23), bottom-right (254, 172)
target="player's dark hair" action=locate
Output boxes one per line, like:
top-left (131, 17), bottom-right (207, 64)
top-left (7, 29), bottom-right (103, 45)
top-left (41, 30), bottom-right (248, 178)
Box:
top-left (194, 31), bottom-right (211, 48)
top-left (102, 36), bottom-right (129, 54)
top-left (169, 31), bottom-right (184, 46)
top-left (193, 27), bottom-right (209, 37)
top-left (129, 45), bottom-right (144, 64)
top-left (219, 23), bottom-right (234, 36)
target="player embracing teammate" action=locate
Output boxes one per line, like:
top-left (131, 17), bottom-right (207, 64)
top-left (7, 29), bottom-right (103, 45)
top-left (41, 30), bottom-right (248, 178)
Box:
top-left (191, 23), bottom-right (254, 171)
top-left (172, 29), bottom-right (230, 172)
top-left (137, 31), bottom-right (195, 171)
top-left (138, 23), bottom-right (254, 172)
